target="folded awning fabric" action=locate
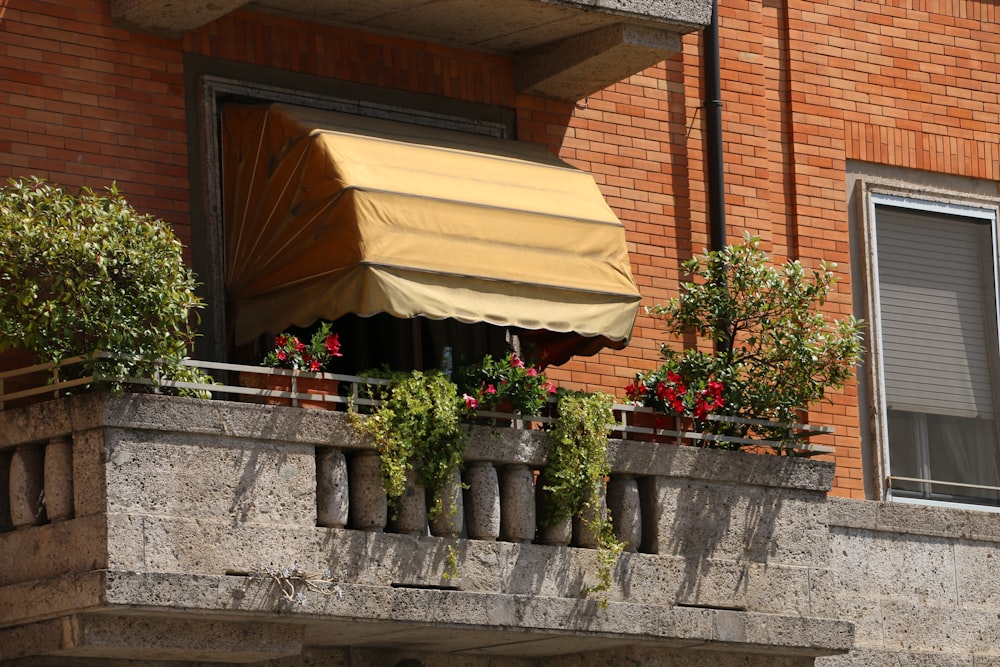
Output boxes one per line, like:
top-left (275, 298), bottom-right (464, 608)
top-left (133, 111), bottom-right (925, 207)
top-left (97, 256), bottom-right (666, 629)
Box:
top-left (221, 103), bottom-right (641, 364)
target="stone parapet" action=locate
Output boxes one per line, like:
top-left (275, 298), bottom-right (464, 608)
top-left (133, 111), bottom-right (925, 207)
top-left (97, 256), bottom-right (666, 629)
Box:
top-left (0, 393), bottom-right (848, 665)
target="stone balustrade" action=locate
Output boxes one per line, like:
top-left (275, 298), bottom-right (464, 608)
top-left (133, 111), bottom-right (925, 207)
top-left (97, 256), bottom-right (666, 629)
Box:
top-left (0, 392), bottom-right (852, 665)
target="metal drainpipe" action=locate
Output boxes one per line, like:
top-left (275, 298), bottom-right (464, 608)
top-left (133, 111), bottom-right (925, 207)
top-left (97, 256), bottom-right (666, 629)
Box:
top-left (703, 0), bottom-right (730, 356)
top-left (704, 0), bottom-right (726, 252)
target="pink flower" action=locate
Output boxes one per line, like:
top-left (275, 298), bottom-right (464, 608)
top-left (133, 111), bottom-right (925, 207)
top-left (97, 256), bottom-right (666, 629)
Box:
top-left (545, 380), bottom-right (557, 394)
top-left (526, 367), bottom-right (537, 377)
top-left (462, 393), bottom-right (478, 410)
top-left (510, 354), bottom-right (524, 368)
top-left (485, 384), bottom-right (497, 394)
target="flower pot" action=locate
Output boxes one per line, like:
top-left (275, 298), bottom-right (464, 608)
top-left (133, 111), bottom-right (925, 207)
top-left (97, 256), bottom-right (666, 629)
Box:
top-left (617, 408), bottom-right (677, 443)
top-left (239, 371), bottom-right (339, 410)
top-left (475, 397), bottom-right (515, 427)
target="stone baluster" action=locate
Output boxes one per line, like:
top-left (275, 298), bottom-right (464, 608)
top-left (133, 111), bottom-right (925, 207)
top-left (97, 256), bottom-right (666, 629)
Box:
top-left (0, 449), bottom-right (12, 532)
top-left (606, 474), bottom-right (641, 552)
top-left (464, 461), bottom-right (500, 541)
top-left (9, 445), bottom-right (45, 527)
top-left (316, 448), bottom-right (349, 528)
top-left (573, 483), bottom-right (607, 549)
top-left (43, 436), bottom-right (74, 522)
top-left (394, 469), bottom-right (427, 536)
top-left (348, 450), bottom-right (386, 531)
top-left (428, 468), bottom-right (464, 538)
top-left (500, 463), bottom-right (535, 543)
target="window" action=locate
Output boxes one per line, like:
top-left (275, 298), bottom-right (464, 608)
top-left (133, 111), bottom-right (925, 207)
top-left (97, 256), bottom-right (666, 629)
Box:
top-left (867, 192), bottom-right (1000, 506)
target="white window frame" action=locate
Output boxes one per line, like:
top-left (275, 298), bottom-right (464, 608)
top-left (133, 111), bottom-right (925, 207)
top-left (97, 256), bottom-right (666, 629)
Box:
top-left (861, 183), bottom-right (1000, 510)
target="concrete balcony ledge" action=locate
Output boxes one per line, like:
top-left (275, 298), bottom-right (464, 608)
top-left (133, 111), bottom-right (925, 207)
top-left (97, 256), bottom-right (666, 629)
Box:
top-left (3, 572), bottom-right (853, 663)
top-left (110, 0), bottom-right (712, 100)
top-left (0, 393), bottom-right (849, 665)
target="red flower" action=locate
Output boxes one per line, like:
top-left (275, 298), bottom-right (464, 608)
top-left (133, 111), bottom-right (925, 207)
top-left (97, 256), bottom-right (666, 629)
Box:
top-left (462, 393), bottom-right (478, 410)
top-left (277, 350), bottom-right (288, 361)
top-left (325, 333), bottom-right (343, 357)
top-left (510, 354), bottom-right (524, 368)
top-left (485, 383), bottom-right (497, 395)
top-left (655, 381), bottom-right (669, 401)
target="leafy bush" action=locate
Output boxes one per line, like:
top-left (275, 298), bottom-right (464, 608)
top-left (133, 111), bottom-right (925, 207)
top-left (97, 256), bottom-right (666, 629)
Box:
top-left (0, 178), bottom-right (209, 392)
top-left (647, 235), bottom-right (864, 446)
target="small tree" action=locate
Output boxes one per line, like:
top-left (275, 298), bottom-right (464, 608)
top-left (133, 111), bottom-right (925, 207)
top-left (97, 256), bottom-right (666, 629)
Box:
top-left (648, 235), bottom-right (864, 446)
top-left (0, 178), bottom-right (209, 391)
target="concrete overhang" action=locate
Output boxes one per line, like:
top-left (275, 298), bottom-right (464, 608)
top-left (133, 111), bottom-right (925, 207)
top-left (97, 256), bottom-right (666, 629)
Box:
top-left (110, 0), bottom-right (712, 100)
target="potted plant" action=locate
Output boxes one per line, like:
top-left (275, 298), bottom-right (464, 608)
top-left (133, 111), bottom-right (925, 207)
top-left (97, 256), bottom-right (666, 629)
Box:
top-left (622, 366), bottom-right (725, 441)
top-left (0, 178), bottom-right (211, 397)
top-left (646, 235), bottom-right (864, 450)
top-left (455, 351), bottom-right (557, 419)
top-left (244, 321), bottom-right (344, 409)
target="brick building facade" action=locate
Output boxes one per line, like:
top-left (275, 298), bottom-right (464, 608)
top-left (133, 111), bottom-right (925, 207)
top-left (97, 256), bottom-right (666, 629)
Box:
top-left (1, 0), bottom-right (999, 542)
top-left (4, 1), bottom-right (1000, 664)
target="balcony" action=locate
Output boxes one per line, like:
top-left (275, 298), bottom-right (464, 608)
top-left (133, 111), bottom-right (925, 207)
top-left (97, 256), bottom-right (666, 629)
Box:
top-left (111, 0), bottom-right (712, 100)
top-left (0, 361), bottom-right (852, 665)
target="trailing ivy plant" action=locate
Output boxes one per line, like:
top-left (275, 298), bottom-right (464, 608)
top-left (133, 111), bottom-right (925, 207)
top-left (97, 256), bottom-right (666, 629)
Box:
top-left (542, 389), bottom-right (623, 603)
top-left (352, 370), bottom-right (469, 522)
top-left (647, 235), bottom-right (864, 449)
top-left (0, 178), bottom-right (211, 393)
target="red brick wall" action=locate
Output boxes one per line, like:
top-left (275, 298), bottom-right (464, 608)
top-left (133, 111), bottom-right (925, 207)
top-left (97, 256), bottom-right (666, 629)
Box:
top-left (3, 0), bottom-right (999, 498)
top-left (0, 0), bottom-right (190, 243)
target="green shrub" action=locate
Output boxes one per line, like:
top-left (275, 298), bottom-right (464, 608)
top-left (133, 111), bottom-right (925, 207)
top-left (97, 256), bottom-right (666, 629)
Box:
top-left (0, 178), bottom-right (209, 392)
top-left (648, 235), bottom-right (864, 447)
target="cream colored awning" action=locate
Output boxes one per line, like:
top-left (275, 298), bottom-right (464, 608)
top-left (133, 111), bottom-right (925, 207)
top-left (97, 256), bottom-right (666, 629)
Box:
top-left (222, 103), bottom-right (640, 362)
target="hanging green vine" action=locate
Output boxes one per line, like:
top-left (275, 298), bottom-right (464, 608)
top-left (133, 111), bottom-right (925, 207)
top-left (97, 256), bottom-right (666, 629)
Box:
top-left (351, 369), bottom-right (468, 521)
top-left (542, 389), bottom-right (624, 604)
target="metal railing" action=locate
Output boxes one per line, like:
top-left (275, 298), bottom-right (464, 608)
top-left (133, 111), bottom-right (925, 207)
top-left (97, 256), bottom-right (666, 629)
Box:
top-left (0, 353), bottom-right (835, 453)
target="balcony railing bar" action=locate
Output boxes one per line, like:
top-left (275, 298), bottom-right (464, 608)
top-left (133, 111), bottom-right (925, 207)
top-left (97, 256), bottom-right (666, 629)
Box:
top-left (0, 353), bottom-right (834, 453)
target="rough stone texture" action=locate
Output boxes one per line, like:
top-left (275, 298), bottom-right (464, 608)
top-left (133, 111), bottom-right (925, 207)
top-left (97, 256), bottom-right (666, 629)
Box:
top-left (110, 0), bottom-right (712, 44)
top-left (315, 448), bottom-right (349, 528)
top-left (821, 497), bottom-right (1000, 664)
top-left (1, 614), bottom-right (305, 662)
top-left (517, 23), bottom-right (682, 100)
top-left (103, 429), bottom-right (316, 525)
top-left (464, 461), bottom-right (501, 541)
top-left (9, 444), bottom-right (45, 527)
top-left (1, 394), bottom-right (852, 665)
top-left (499, 464), bottom-right (536, 543)
top-left (43, 435), bottom-right (74, 521)
top-left (0, 513), bottom-right (108, 587)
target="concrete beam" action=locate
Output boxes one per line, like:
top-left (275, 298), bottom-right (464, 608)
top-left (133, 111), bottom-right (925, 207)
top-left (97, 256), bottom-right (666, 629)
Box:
top-left (516, 23), bottom-right (681, 101)
top-left (0, 614), bottom-right (304, 663)
top-left (110, 0), bottom-right (249, 36)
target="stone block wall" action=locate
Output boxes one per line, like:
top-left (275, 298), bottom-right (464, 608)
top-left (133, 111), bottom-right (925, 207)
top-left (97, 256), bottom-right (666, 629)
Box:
top-left (818, 499), bottom-right (1000, 666)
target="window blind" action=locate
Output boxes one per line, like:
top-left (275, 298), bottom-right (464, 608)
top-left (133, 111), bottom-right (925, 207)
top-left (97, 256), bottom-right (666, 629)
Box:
top-left (875, 206), bottom-right (999, 419)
